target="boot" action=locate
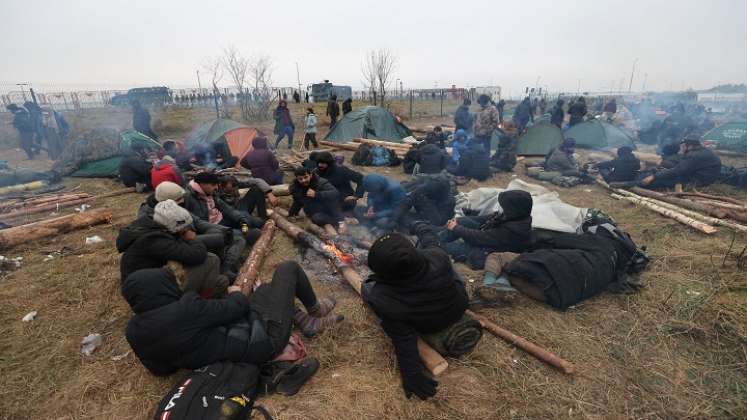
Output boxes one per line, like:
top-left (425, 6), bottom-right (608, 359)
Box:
top-left (306, 296), bottom-right (336, 318)
top-left (472, 273), bottom-right (517, 307)
top-left (293, 307), bottom-right (343, 337)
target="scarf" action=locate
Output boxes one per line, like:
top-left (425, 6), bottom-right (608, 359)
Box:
top-left (189, 180), bottom-right (222, 224)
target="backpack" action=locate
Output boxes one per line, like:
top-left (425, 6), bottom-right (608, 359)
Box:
top-left (153, 361), bottom-right (272, 420)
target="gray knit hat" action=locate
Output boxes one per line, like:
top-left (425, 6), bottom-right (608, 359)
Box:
top-left (155, 181), bottom-right (186, 202)
top-left (153, 199), bottom-right (193, 233)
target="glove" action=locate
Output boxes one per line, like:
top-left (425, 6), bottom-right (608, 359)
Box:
top-left (401, 370), bottom-right (437, 400)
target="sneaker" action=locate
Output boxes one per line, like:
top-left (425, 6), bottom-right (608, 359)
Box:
top-left (475, 284), bottom-right (517, 305)
top-left (275, 357), bottom-right (320, 396)
top-left (293, 308), bottom-right (344, 337)
top-left (307, 296), bottom-right (337, 318)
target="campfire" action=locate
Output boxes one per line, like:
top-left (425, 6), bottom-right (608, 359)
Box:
top-left (323, 243), bottom-right (355, 266)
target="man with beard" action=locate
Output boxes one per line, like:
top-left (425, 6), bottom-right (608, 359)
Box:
top-left (314, 151), bottom-right (364, 212)
top-left (289, 166), bottom-right (342, 227)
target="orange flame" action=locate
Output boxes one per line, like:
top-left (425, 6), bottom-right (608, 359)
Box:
top-left (323, 243), bottom-right (355, 265)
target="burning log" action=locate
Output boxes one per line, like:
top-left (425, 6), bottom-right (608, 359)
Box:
top-left (268, 210), bottom-right (449, 376)
top-left (0, 209), bottom-right (112, 250)
top-left (0, 188), bottom-right (135, 221)
top-left (611, 193), bottom-right (717, 234)
top-left (466, 310), bottom-right (575, 374)
top-left (234, 220), bottom-right (276, 296)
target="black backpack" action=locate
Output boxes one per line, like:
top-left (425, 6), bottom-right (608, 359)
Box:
top-left (153, 361), bottom-right (272, 420)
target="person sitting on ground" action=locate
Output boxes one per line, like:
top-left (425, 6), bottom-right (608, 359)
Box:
top-left (440, 190), bottom-right (533, 269)
top-left (415, 142), bottom-right (448, 175)
top-left (394, 175), bottom-right (455, 227)
top-left (448, 129), bottom-right (470, 170)
top-left (640, 136), bottom-right (722, 189)
top-left (162, 140), bottom-right (193, 171)
top-left (597, 146), bottom-right (640, 183)
top-left (219, 175), bottom-right (277, 219)
top-left (474, 94), bottom-right (500, 152)
top-left (431, 126), bottom-right (447, 149)
top-left (123, 260), bottom-right (343, 376)
top-left (314, 151), bottom-right (364, 212)
top-left (118, 199), bottom-right (228, 298)
top-left (355, 174), bottom-right (406, 230)
top-left (454, 99), bottom-right (473, 132)
top-left (289, 167), bottom-right (342, 227)
top-left (491, 123), bottom-right (517, 172)
top-left (119, 143), bottom-right (154, 191)
top-left (150, 155), bottom-right (183, 189)
top-left (448, 136), bottom-right (491, 182)
top-left (184, 171), bottom-right (264, 230)
top-left (241, 136), bottom-right (284, 185)
top-left (212, 144), bottom-right (239, 169)
top-left (659, 142), bottom-right (682, 169)
top-left (544, 138), bottom-right (581, 176)
top-left (362, 228), bottom-right (468, 400)
top-left (303, 108), bottom-right (319, 150)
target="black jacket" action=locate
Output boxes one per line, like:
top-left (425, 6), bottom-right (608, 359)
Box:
top-left (183, 183), bottom-right (246, 225)
top-left (119, 156), bottom-right (152, 187)
top-left (289, 174), bottom-right (339, 216)
top-left (568, 102), bottom-right (587, 119)
top-left (550, 105), bottom-right (565, 126)
top-left (458, 143), bottom-right (490, 180)
top-left (116, 216), bottom-right (208, 282)
top-left (133, 107), bottom-right (152, 134)
top-left (454, 105), bottom-right (472, 129)
top-left (315, 157), bottom-right (364, 199)
top-left (416, 143), bottom-right (448, 174)
top-left (123, 268), bottom-right (258, 376)
top-left (326, 101), bottom-right (340, 118)
top-left (655, 146), bottom-right (721, 186)
top-left (363, 231), bottom-right (468, 383)
top-left (597, 154), bottom-right (641, 182)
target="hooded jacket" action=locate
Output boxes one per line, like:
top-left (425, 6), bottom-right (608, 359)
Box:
top-left (288, 173), bottom-right (340, 217)
top-left (597, 151), bottom-right (640, 182)
top-left (362, 174), bottom-right (406, 219)
top-left (551, 102), bottom-right (565, 126)
top-left (273, 104), bottom-right (294, 134)
top-left (416, 143), bottom-right (448, 174)
top-left (116, 216), bottom-right (208, 282)
top-left (150, 160), bottom-right (183, 189)
top-left (122, 268), bottom-right (260, 376)
top-left (452, 190), bottom-right (533, 266)
top-left (241, 137), bottom-right (282, 185)
top-left (314, 152), bottom-right (364, 199)
top-left (544, 147), bottom-right (579, 175)
top-left (654, 145), bottom-right (721, 186)
top-left (363, 232), bottom-right (468, 381)
top-left (182, 182), bottom-right (245, 226)
top-left (513, 99), bottom-right (534, 125)
top-left (454, 104), bottom-right (472, 130)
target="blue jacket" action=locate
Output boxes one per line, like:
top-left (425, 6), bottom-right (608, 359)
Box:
top-left (362, 174), bottom-right (405, 218)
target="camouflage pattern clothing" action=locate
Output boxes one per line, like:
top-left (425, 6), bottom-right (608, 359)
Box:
top-left (50, 128), bottom-right (121, 177)
top-left (474, 105), bottom-right (500, 137)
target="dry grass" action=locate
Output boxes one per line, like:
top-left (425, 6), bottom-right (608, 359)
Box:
top-left (1, 110), bottom-right (746, 420)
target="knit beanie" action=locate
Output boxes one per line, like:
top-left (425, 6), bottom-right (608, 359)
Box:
top-left (368, 233), bottom-right (426, 280)
top-left (154, 199), bottom-right (193, 233)
top-left (155, 181), bottom-right (186, 202)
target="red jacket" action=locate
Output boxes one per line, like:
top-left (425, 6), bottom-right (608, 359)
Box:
top-left (150, 162), bottom-right (183, 189)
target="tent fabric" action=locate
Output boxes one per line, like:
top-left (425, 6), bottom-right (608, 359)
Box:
top-left (515, 121), bottom-right (564, 156)
top-left (564, 120), bottom-right (636, 150)
top-left (702, 122), bottom-right (747, 153)
top-left (324, 106), bottom-right (412, 143)
top-left (185, 119), bottom-right (259, 161)
top-left (70, 156), bottom-right (124, 178)
top-left (454, 179), bottom-right (587, 233)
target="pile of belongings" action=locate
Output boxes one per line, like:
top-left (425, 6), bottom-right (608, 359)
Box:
top-left (351, 143), bottom-right (402, 167)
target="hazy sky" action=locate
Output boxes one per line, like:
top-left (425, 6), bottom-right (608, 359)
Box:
top-left (1, 0), bottom-right (745, 95)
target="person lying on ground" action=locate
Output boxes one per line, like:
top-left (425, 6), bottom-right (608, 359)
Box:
top-left (289, 167), bottom-right (342, 227)
top-left (150, 155), bottom-right (183, 189)
top-left (119, 143), bottom-right (153, 191)
top-left (219, 175), bottom-right (277, 219)
top-left (440, 190), bottom-right (533, 269)
top-left (639, 136), bottom-right (721, 189)
top-left (596, 146), bottom-right (640, 183)
top-left (122, 261), bottom-right (343, 376)
top-left (118, 199), bottom-right (228, 297)
top-left (314, 151), bottom-right (364, 212)
top-left (362, 228), bottom-right (468, 400)
top-left (393, 175), bottom-right (455, 228)
top-left (354, 174), bottom-right (406, 230)
top-left (241, 136), bottom-right (284, 185)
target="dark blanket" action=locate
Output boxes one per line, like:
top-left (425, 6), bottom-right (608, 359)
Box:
top-left (420, 314), bottom-right (482, 357)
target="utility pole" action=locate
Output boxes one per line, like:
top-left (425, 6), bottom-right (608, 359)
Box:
top-left (628, 58), bottom-right (638, 93)
top-left (295, 62), bottom-right (302, 96)
top-left (196, 70), bottom-right (202, 93)
top-left (641, 73), bottom-right (648, 92)
top-left (16, 83), bottom-right (29, 102)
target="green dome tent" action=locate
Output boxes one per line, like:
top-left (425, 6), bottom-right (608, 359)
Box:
top-left (702, 121), bottom-right (747, 153)
top-left (515, 121), bottom-right (564, 156)
top-left (186, 119), bottom-right (260, 161)
top-left (564, 119), bottom-right (636, 150)
top-left (324, 106), bottom-right (412, 143)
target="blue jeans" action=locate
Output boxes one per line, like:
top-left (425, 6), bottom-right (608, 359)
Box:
top-left (275, 126), bottom-right (294, 149)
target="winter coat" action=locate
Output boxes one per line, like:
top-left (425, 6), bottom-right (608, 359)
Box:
top-left (450, 139), bottom-right (469, 163)
top-left (273, 107), bottom-right (294, 135)
top-left (416, 143), bottom-right (448, 174)
top-left (544, 147), bottom-right (579, 175)
top-left (314, 153), bottom-right (364, 199)
top-left (550, 105), bottom-right (565, 126)
top-left (362, 174), bottom-right (406, 219)
top-left (342, 99), bottom-right (353, 114)
top-left (119, 156), bottom-right (152, 187)
top-left (304, 113), bottom-right (317, 134)
top-left (150, 161), bottom-right (183, 189)
top-left (132, 107), bottom-right (152, 135)
top-left (183, 183), bottom-right (246, 226)
top-left (137, 194), bottom-right (226, 239)
top-left (604, 101), bottom-right (617, 113)
top-left (123, 268), bottom-right (260, 376)
top-left (474, 105), bottom-right (500, 137)
top-left (568, 101), bottom-right (587, 119)
top-left (326, 100), bottom-right (340, 118)
top-left (288, 174), bottom-right (340, 217)
top-left (597, 154), bottom-right (640, 182)
top-left (457, 142), bottom-right (491, 180)
top-left (655, 146), bottom-right (722, 186)
top-left (241, 137), bottom-right (282, 185)
top-left (513, 100), bottom-right (533, 126)
top-left (116, 216), bottom-right (208, 282)
top-left (454, 105), bottom-right (472, 130)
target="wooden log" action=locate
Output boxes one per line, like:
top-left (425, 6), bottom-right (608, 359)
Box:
top-left (268, 210), bottom-right (449, 376)
top-left (466, 310), bottom-right (575, 374)
top-left (353, 138), bottom-right (413, 150)
top-left (234, 220), bottom-right (276, 296)
top-left (318, 140), bottom-right (361, 152)
top-left (670, 191), bottom-right (745, 206)
top-left (1, 193), bottom-right (92, 211)
top-left (692, 199), bottom-right (747, 212)
top-left (271, 184), bottom-right (290, 196)
top-left (630, 187), bottom-right (729, 219)
top-left (0, 180), bottom-right (48, 196)
top-left (0, 187), bottom-right (135, 220)
top-left (0, 209), bottom-right (112, 250)
top-left (611, 193), bottom-right (717, 234)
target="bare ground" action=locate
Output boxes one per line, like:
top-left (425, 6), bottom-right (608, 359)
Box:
top-left (0, 106), bottom-right (746, 420)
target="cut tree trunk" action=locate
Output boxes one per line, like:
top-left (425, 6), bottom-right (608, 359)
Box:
top-left (0, 180), bottom-right (48, 196)
top-left (0, 188), bottom-right (135, 221)
top-left (669, 191), bottom-right (745, 206)
top-left (630, 187), bottom-right (728, 219)
top-left (234, 220), bottom-right (276, 296)
top-left (353, 138), bottom-right (413, 150)
top-left (0, 209), bottom-right (112, 250)
top-left (267, 210), bottom-right (449, 376)
top-left (466, 310), bottom-right (575, 374)
top-left (611, 193), bottom-right (717, 234)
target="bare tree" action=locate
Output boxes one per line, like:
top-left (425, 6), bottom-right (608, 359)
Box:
top-left (222, 45), bottom-right (250, 120)
top-left (202, 57), bottom-right (226, 117)
top-left (361, 49), bottom-right (396, 107)
top-left (246, 54), bottom-right (276, 121)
